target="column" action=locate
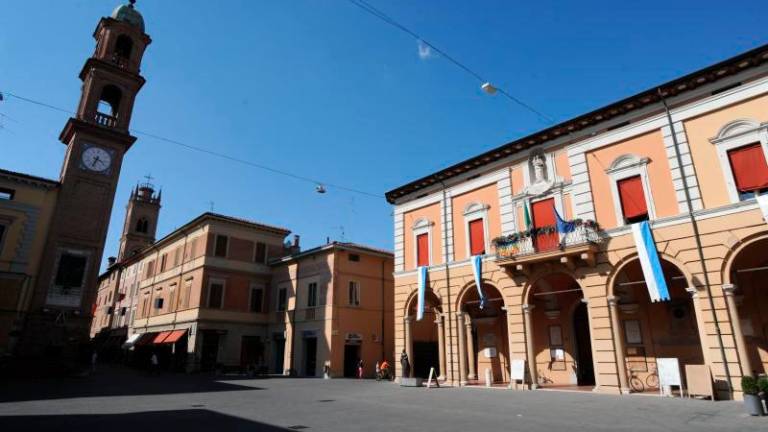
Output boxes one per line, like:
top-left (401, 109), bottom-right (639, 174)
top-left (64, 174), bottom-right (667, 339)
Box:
top-left (607, 296), bottom-right (629, 394)
top-left (722, 284), bottom-right (753, 377)
top-left (465, 313), bottom-right (477, 381)
top-left (457, 312), bottom-right (467, 385)
top-left (522, 304), bottom-right (538, 389)
top-left (436, 314), bottom-right (446, 380)
top-left (404, 316), bottom-right (413, 378)
top-left (685, 287), bottom-right (710, 367)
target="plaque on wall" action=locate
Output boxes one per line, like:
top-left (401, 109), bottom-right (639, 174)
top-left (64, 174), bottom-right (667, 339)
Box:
top-left (624, 319), bottom-right (643, 345)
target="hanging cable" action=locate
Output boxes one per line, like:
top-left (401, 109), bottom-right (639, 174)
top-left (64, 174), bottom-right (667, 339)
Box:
top-left (346, 0), bottom-right (555, 124)
top-left (0, 90), bottom-right (384, 199)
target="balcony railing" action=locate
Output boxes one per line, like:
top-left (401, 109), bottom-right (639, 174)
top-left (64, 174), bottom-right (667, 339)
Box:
top-left (493, 221), bottom-right (602, 263)
top-left (304, 307), bottom-right (316, 321)
top-left (94, 112), bottom-right (118, 128)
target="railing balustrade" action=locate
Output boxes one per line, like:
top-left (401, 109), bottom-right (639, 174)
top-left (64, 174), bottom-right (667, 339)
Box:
top-left (494, 222), bottom-right (602, 259)
top-left (94, 112), bottom-right (118, 128)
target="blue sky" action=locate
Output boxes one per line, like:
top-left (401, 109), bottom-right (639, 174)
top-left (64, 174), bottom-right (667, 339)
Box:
top-left (1, 0), bottom-right (766, 271)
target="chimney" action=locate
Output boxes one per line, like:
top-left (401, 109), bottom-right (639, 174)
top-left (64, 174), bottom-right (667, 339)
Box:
top-left (293, 235), bottom-right (300, 248)
top-left (107, 256), bottom-right (117, 266)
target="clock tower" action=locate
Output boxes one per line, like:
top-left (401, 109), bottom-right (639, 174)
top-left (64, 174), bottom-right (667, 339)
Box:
top-left (18, 2), bottom-right (151, 358)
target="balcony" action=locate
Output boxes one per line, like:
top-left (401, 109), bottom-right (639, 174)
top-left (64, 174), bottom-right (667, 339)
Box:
top-left (493, 220), bottom-right (603, 272)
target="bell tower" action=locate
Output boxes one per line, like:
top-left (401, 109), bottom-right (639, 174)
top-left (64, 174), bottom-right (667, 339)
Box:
top-left (19, 2), bottom-right (151, 357)
top-left (118, 179), bottom-right (161, 261)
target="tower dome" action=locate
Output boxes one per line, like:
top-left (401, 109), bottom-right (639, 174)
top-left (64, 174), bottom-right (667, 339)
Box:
top-left (111, 1), bottom-right (145, 32)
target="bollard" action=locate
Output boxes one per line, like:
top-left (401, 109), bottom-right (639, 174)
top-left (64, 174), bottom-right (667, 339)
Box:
top-left (485, 368), bottom-right (492, 387)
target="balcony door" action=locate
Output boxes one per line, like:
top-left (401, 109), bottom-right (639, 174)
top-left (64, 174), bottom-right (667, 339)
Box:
top-left (531, 198), bottom-right (558, 252)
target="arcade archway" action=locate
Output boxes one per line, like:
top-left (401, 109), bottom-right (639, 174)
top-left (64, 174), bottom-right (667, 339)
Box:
top-left (525, 273), bottom-right (595, 388)
top-left (404, 291), bottom-right (445, 379)
top-left (458, 283), bottom-right (510, 385)
top-left (611, 257), bottom-right (704, 393)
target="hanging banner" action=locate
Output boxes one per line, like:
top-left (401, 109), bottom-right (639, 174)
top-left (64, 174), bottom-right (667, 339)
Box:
top-left (416, 266), bottom-right (427, 321)
top-left (631, 221), bottom-right (670, 302)
top-left (471, 255), bottom-right (487, 309)
top-left (756, 193), bottom-right (768, 223)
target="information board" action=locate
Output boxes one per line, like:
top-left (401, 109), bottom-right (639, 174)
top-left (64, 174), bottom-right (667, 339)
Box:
top-left (510, 359), bottom-right (526, 381)
top-left (657, 357), bottom-right (682, 387)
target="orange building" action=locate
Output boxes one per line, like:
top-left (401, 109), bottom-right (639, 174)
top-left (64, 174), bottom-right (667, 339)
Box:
top-left (90, 201), bottom-right (394, 375)
top-left (387, 44), bottom-right (768, 400)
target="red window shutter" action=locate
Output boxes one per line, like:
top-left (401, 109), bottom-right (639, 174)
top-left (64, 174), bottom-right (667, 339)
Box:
top-left (469, 219), bottom-right (485, 256)
top-left (531, 198), bottom-right (558, 251)
top-left (617, 175), bottom-right (648, 220)
top-left (728, 143), bottom-right (768, 193)
top-left (416, 233), bottom-right (430, 267)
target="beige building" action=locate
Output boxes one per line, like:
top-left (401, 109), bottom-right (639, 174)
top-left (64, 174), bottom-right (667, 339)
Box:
top-left (387, 43), bottom-right (768, 400)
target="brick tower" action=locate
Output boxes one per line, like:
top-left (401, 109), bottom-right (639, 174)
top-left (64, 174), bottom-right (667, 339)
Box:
top-left (117, 180), bottom-right (161, 261)
top-left (17, 2), bottom-right (151, 361)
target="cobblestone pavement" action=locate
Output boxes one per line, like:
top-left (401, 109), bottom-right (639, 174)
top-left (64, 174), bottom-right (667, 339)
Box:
top-left (0, 366), bottom-right (763, 431)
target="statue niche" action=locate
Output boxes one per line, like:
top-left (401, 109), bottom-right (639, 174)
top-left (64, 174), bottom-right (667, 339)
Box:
top-left (524, 150), bottom-right (555, 195)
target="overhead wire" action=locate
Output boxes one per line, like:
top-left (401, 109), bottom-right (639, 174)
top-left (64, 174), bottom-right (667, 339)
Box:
top-left (0, 90), bottom-right (384, 199)
top-left (346, 0), bottom-right (556, 124)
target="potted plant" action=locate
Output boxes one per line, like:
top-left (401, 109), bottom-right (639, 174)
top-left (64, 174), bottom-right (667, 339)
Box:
top-left (742, 376), bottom-right (765, 416)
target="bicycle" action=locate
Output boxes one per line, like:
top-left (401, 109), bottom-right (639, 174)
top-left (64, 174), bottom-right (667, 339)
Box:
top-left (627, 366), bottom-right (645, 393)
top-left (645, 364), bottom-right (659, 389)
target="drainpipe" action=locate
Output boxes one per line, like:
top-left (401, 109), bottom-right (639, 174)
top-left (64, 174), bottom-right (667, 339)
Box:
top-left (438, 180), bottom-right (455, 384)
top-left (658, 89), bottom-right (733, 397)
top-left (381, 257), bottom-right (386, 362)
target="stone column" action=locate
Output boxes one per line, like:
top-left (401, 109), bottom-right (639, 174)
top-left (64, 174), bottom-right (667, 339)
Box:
top-left (607, 296), bottom-right (629, 394)
top-left (522, 304), bottom-right (538, 389)
top-left (457, 312), bottom-right (467, 385)
top-left (436, 314), bottom-right (446, 380)
top-left (685, 287), bottom-right (710, 367)
top-left (465, 313), bottom-right (477, 381)
top-left (404, 316), bottom-right (413, 378)
top-left (723, 284), bottom-right (753, 377)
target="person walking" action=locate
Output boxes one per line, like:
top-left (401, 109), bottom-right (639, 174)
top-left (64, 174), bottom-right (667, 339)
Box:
top-left (357, 359), bottom-right (364, 379)
top-left (91, 350), bottom-right (98, 373)
top-left (375, 361), bottom-right (381, 381)
top-left (150, 352), bottom-right (159, 375)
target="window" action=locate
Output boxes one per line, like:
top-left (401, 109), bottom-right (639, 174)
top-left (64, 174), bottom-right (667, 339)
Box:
top-left (145, 260), bottom-right (155, 278)
top-left (254, 242), bottom-right (267, 263)
top-left (135, 218), bottom-right (148, 233)
top-left (0, 187), bottom-right (15, 200)
top-left (250, 286), bottom-right (264, 312)
top-left (348, 281), bottom-right (360, 306)
top-left (348, 253), bottom-right (360, 262)
top-left (154, 298), bottom-right (164, 309)
top-left (169, 284), bottom-right (177, 311)
top-left (180, 278), bottom-right (192, 309)
top-left (416, 233), bottom-right (429, 267)
top-left (468, 219), bottom-right (485, 256)
top-left (114, 34), bottom-right (133, 59)
top-left (214, 235), bottom-right (228, 258)
top-left (307, 282), bottom-right (317, 308)
top-left (174, 247), bottom-right (182, 266)
top-left (277, 287), bottom-right (287, 311)
top-left (207, 279), bottom-right (224, 308)
top-left (120, 307), bottom-right (126, 316)
top-left (159, 253), bottom-right (168, 272)
top-left (727, 143), bottom-right (768, 200)
top-left (617, 175), bottom-right (649, 224)
top-left (54, 253), bottom-right (88, 288)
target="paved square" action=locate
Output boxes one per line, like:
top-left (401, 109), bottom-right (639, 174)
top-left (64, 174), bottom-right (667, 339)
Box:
top-left (0, 367), bottom-right (762, 431)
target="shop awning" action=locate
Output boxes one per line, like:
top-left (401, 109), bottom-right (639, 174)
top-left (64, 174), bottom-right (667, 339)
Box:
top-left (122, 333), bottom-right (142, 349)
top-left (134, 332), bottom-right (157, 346)
top-left (152, 331), bottom-right (172, 344)
top-left (160, 329), bottom-right (187, 344)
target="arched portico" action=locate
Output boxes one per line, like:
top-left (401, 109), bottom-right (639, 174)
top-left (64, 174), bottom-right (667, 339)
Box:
top-left (523, 272), bottom-right (596, 389)
top-left (608, 255), bottom-right (705, 394)
top-left (721, 233), bottom-right (768, 377)
top-left (456, 282), bottom-right (510, 386)
top-left (403, 290), bottom-right (446, 380)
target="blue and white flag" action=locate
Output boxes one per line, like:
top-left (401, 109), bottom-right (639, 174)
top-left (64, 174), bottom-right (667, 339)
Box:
top-left (416, 266), bottom-right (427, 321)
top-left (471, 255), bottom-right (487, 309)
top-left (631, 221), bottom-right (670, 302)
top-left (553, 206), bottom-right (576, 234)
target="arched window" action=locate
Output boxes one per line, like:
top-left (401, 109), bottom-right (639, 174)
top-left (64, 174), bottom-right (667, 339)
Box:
top-left (135, 217), bottom-right (149, 234)
top-left (710, 119), bottom-right (768, 202)
top-left (115, 35), bottom-right (133, 60)
top-left (97, 85), bottom-right (122, 117)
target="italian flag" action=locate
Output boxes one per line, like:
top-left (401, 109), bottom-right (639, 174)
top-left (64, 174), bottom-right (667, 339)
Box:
top-left (523, 200), bottom-right (532, 230)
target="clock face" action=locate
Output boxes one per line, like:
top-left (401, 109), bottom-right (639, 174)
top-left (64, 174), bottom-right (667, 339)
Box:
top-left (81, 146), bottom-right (112, 173)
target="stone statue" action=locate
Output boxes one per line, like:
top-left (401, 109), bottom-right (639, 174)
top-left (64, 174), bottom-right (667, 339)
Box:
top-left (400, 349), bottom-right (411, 378)
top-left (532, 154), bottom-right (546, 184)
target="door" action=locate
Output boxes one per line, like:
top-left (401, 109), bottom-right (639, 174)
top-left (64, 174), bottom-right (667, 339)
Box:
top-left (412, 341), bottom-right (439, 379)
top-left (304, 337), bottom-right (317, 377)
top-left (344, 344), bottom-right (360, 378)
top-left (273, 335), bottom-right (285, 374)
top-left (531, 198), bottom-right (558, 252)
top-left (240, 336), bottom-right (263, 369)
top-left (573, 302), bottom-right (595, 386)
top-left (200, 331), bottom-right (220, 372)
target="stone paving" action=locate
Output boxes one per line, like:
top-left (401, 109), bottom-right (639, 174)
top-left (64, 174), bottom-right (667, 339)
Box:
top-left (0, 366), bottom-right (763, 431)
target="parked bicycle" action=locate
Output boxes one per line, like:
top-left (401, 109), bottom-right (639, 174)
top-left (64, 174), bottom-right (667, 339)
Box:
top-left (627, 364), bottom-right (659, 393)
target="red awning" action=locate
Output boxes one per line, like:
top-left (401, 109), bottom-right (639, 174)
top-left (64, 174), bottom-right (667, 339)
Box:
top-left (160, 330), bottom-right (187, 344)
top-left (134, 332), bottom-right (157, 346)
top-left (152, 331), bottom-right (172, 344)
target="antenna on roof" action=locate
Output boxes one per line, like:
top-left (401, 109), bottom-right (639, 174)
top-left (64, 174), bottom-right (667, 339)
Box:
top-left (208, 201), bottom-right (214, 212)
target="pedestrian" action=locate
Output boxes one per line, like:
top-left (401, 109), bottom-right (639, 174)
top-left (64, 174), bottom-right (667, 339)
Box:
top-left (357, 358), bottom-right (364, 379)
top-left (91, 350), bottom-right (98, 373)
top-left (375, 361), bottom-right (381, 381)
top-left (380, 359), bottom-right (390, 380)
top-left (150, 352), bottom-right (159, 375)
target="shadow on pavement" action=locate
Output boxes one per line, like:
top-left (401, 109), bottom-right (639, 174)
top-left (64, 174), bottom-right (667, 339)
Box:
top-left (0, 409), bottom-right (293, 431)
top-left (0, 365), bottom-right (264, 403)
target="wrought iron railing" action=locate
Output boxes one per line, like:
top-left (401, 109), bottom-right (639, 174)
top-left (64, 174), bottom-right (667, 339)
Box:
top-left (493, 222), bottom-right (602, 259)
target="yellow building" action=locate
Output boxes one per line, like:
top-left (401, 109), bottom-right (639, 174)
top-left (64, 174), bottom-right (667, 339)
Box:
top-left (386, 43), bottom-right (768, 400)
